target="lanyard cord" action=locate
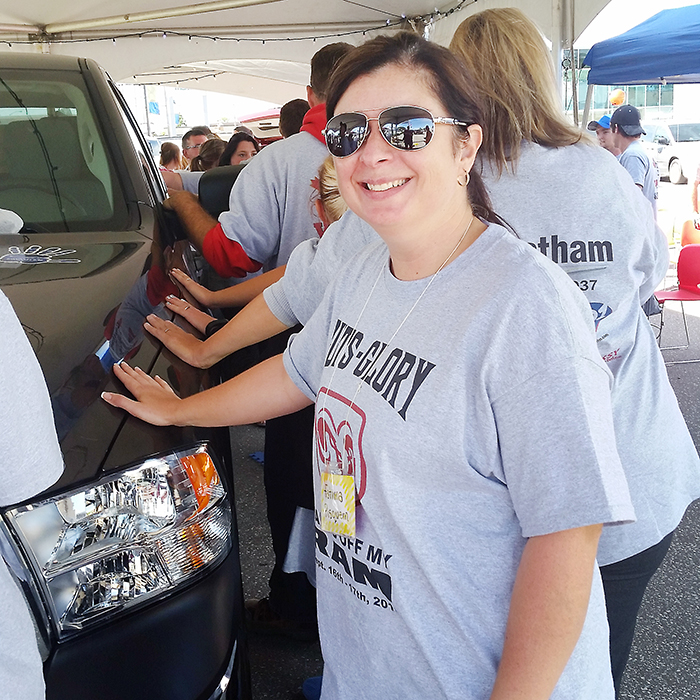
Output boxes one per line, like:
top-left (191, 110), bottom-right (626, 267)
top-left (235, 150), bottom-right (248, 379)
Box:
top-left (318, 215), bottom-right (476, 473)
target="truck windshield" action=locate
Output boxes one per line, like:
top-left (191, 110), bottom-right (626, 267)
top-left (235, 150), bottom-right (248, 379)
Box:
top-left (0, 69), bottom-right (129, 232)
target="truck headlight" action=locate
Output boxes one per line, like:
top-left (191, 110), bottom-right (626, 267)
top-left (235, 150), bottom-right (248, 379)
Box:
top-left (3, 443), bottom-right (231, 639)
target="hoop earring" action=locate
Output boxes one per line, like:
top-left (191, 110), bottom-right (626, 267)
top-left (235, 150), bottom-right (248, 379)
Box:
top-left (457, 171), bottom-right (470, 187)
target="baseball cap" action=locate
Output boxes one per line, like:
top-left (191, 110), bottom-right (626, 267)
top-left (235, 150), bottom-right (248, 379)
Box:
top-left (610, 105), bottom-right (646, 136)
top-left (587, 115), bottom-right (612, 131)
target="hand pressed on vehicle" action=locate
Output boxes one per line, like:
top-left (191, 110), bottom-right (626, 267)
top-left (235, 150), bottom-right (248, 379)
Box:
top-left (102, 362), bottom-right (182, 426)
top-left (164, 295), bottom-right (215, 333)
top-left (143, 313), bottom-right (211, 368)
top-left (169, 268), bottom-right (216, 308)
top-left (104, 355), bottom-right (313, 429)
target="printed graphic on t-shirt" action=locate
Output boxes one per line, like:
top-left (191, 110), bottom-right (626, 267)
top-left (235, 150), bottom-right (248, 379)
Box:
top-left (314, 392), bottom-right (395, 612)
top-left (315, 527), bottom-right (395, 612)
top-left (590, 302), bottom-right (613, 330)
top-left (529, 235), bottom-right (614, 265)
top-left (312, 315), bottom-right (438, 616)
top-left (323, 318), bottom-right (436, 421)
top-left (316, 387), bottom-right (367, 502)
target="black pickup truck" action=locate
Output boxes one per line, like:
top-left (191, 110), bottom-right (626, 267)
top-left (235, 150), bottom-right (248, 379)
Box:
top-left (0, 53), bottom-right (250, 700)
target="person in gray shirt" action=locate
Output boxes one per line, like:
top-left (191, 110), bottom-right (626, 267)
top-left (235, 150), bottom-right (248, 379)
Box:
top-left (611, 104), bottom-right (659, 220)
top-left (0, 290), bottom-right (63, 700)
top-left (104, 32), bottom-right (633, 699)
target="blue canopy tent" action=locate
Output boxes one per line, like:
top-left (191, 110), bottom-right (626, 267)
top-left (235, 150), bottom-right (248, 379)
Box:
top-left (581, 4), bottom-right (700, 123)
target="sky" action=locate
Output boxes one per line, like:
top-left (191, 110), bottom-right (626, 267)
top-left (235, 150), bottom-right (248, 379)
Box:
top-left (576, 0), bottom-right (700, 47)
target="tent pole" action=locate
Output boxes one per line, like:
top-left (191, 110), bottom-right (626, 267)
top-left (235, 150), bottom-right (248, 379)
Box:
top-left (143, 85), bottom-right (151, 138)
top-left (551, 0), bottom-right (564, 98)
top-left (570, 0), bottom-right (579, 125)
top-left (582, 84), bottom-right (593, 129)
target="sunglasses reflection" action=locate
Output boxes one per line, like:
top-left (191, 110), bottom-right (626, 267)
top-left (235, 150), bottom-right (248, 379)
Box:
top-left (328, 111), bottom-right (435, 157)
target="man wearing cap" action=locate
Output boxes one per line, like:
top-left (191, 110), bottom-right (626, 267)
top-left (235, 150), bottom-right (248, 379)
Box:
top-left (587, 115), bottom-right (621, 156)
top-left (611, 104), bottom-right (659, 220)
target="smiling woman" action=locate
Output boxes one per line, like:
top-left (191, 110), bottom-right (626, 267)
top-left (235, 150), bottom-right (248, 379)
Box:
top-left (103, 32), bottom-right (633, 700)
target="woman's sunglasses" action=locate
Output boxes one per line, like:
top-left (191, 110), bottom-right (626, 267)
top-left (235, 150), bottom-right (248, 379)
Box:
top-left (324, 105), bottom-right (469, 158)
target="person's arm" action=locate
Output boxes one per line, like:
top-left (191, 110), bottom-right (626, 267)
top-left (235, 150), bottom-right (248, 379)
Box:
top-left (161, 170), bottom-right (183, 192)
top-left (489, 524), bottom-right (602, 700)
top-left (692, 180), bottom-right (700, 214)
top-left (102, 353), bottom-right (311, 427)
top-left (170, 265), bottom-right (286, 309)
top-left (145, 292), bottom-right (291, 368)
top-left (163, 190), bottom-right (218, 251)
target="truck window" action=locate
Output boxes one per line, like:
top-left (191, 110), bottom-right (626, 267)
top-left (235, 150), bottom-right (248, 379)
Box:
top-left (0, 70), bottom-right (129, 232)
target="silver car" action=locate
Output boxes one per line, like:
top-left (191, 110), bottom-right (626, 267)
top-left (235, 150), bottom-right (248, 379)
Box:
top-left (641, 121), bottom-right (700, 184)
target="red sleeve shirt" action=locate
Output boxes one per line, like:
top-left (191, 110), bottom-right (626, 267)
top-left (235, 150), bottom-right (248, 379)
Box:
top-left (202, 222), bottom-right (263, 278)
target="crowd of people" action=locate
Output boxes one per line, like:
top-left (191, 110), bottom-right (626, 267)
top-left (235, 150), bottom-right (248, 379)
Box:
top-left (157, 99), bottom-right (311, 192)
top-left (5, 6), bottom-right (700, 700)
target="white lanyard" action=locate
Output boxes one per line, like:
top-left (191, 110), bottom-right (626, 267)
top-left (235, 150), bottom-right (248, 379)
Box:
top-left (318, 215), bottom-right (476, 475)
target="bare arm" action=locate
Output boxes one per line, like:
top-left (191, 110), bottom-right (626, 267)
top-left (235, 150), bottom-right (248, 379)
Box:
top-left (489, 524), bottom-right (603, 700)
top-left (170, 265), bottom-right (286, 309)
top-left (164, 190), bottom-right (218, 250)
top-left (161, 170), bottom-right (183, 192)
top-left (145, 292), bottom-right (291, 368)
top-left (692, 180), bottom-right (699, 214)
top-left (102, 354), bottom-right (311, 427)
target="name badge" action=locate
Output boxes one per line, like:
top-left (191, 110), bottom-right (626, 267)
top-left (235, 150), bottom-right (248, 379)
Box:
top-left (321, 472), bottom-right (356, 537)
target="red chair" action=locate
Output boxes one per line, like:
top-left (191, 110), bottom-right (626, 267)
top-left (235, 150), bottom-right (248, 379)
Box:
top-left (656, 243), bottom-right (700, 363)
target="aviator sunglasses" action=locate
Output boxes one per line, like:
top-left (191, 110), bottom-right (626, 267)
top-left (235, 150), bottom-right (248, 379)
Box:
top-left (324, 105), bottom-right (470, 158)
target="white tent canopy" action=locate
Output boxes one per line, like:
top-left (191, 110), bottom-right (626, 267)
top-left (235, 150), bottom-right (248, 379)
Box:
top-left (0, 0), bottom-right (611, 103)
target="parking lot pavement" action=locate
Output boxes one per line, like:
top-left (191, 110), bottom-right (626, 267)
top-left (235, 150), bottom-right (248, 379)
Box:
top-left (621, 319), bottom-right (700, 698)
top-left (230, 424), bottom-right (323, 700)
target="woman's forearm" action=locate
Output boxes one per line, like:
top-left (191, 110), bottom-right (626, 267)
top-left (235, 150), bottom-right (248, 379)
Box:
top-left (489, 524), bottom-right (603, 700)
top-left (175, 354), bottom-right (311, 426)
top-left (104, 354), bottom-right (311, 427)
top-left (208, 266), bottom-right (286, 308)
top-left (198, 293), bottom-right (292, 368)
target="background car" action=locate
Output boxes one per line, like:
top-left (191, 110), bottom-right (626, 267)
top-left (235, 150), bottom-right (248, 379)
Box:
top-left (0, 53), bottom-right (250, 700)
top-left (237, 108), bottom-right (282, 146)
top-left (641, 121), bottom-right (700, 184)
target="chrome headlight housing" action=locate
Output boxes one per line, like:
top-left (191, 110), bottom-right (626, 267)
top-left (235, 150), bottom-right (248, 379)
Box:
top-left (3, 443), bottom-right (231, 639)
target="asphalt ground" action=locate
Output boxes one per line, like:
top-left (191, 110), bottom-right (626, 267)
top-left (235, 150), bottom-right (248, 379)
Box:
top-left (228, 178), bottom-right (700, 699)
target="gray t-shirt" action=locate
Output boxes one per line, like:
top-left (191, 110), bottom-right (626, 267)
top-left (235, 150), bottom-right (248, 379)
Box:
top-left (218, 131), bottom-right (328, 270)
top-left (0, 290), bottom-right (63, 700)
top-left (284, 224), bottom-right (633, 700)
top-left (177, 169), bottom-right (203, 194)
top-left (271, 140), bottom-right (700, 567)
top-left (481, 141), bottom-right (700, 565)
top-left (264, 210), bottom-right (377, 326)
top-left (618, 139), bottom-right (659, 220)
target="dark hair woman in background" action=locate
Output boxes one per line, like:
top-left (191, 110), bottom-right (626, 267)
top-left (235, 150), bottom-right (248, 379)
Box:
top-left (218, 132), bottom-right (260, 167)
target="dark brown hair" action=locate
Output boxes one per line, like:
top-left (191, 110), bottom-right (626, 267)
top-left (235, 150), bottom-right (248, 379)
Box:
top-left (181, 127), bottom-right (209, 149)
top-left (159, 141), bottom-right (183, 169)
top-left (326, 31), bottom-right (498, 225)
top-left (279, 98), bottom-right (310, 138)
top-left (309, 42), bottom-right (354, 101)
top-left (218, 133), bottom-right (260, 166)
top-left (190, 138), bottom-right (226, 171)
